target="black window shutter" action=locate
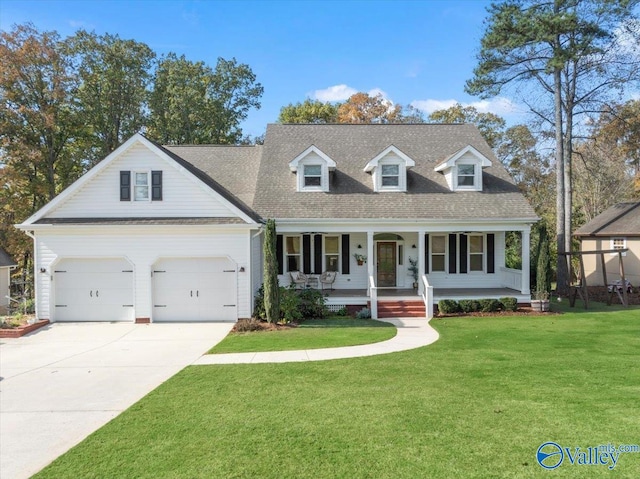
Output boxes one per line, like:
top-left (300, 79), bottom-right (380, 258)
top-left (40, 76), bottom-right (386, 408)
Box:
top-left (120, 171), bottom-right (131, 201)
top-left (487, 234), bottom-right (495, 274)
top-left (448, 234), bottom-right (457, 274)
top-left (303, 235), bottom-right (311, 274)
top-left (341, 235), bottom-right (350, 274)
top-left (459, 234), bottom-right (468, 274)
top-left (151, 171), bottom-right (162, 201)
top-left (425, 234), bottom-right (429, 273)
top-left (314, 235), bottom-right (323, 273)
top-left (276, 235), bottom-right (283, 275)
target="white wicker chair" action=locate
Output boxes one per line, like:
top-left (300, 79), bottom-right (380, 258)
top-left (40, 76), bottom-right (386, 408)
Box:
top-left (319, 271), bottom-right (337, 291)
top-left (289, 271), bottom-right (308, 289)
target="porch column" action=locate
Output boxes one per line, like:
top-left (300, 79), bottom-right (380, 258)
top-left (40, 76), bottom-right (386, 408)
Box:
top-left (522, 227), bottom-right (531, 295)
top-left (418, 231), bottom-right (426, 295)
top-left (367, 230), bottom-right (375, 282)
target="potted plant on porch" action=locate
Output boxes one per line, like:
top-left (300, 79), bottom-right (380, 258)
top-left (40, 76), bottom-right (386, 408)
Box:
top-left (353, 253), bottom-right (367, 266)
top-left (408, 257), bottom-right (419, 289)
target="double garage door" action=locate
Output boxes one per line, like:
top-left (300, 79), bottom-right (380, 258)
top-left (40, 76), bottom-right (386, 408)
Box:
top-left (53, 257), bottom-right (237, 322)
top-left (54, 258), bottom-right (134, 322)
top-left (152, 257), bottom-right (237, 322)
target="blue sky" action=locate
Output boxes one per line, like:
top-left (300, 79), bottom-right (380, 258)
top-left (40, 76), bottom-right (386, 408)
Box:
top-left (0, 0), bottom-right (526, 137)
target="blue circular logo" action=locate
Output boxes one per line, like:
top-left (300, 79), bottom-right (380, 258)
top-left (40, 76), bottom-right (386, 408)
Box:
top-left (537, 442), bottom-right (564, 470)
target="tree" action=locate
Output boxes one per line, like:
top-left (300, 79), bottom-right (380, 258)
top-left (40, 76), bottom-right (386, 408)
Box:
top-left (595, 99), bottom-right (640, 180)
top-left (148, 54), bottom-right (263, 144)
top-left (428, 103), bottom-right (506, 148)
top-left (263, 219), bottom-right (279, 323)
top-left (278, 99), bottom-right (339, 123)
top-left (63, 30), bottom-right (155, 165)
top-left (337, 92), bottom-right (402, 123)
top-left (466, 0), bottom-right (640, 293)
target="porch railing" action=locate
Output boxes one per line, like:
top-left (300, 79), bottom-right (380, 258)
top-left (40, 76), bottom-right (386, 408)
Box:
top-left (421, 274), bottom-right (434, 320)
top-left (368, 275), bottom-right (378, 319)
top-left (501, 267), bottom-right (522, 291)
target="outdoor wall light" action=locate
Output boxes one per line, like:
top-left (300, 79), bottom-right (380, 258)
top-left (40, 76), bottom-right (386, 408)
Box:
top-left (357, 244), bottom-right (362, 249)
top-left (40, 267), bottom-right (46, 273)
top-left (239, 267), bottom-right (245, 272)
top-left (412, 244), bottom-right (417, 249)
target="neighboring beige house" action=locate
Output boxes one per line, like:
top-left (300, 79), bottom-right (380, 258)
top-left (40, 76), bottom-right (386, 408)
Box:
top-left (574, 202), bottom-right (640, 286)
top-left (0, 247), bottom-right (17, 315)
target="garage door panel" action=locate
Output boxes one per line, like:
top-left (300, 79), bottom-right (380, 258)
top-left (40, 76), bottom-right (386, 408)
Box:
top-left (54, 259), bottom-right (134, 322)
top-left (152, 257), bottom-right (237, 322)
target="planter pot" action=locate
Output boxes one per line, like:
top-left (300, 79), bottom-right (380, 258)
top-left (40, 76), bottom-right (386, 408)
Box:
top-left (357, 261), bottom-right (364, 266)
top-left (531, 299), bottom-right (550, 312)
top-left (412, 282), bottom-right (418, 289)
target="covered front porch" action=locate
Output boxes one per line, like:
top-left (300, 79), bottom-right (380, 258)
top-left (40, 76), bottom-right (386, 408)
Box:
top-left (275, 221), bottom-right (532, 319)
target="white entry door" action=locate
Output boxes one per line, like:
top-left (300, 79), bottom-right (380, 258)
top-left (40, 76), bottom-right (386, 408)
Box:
top-left (53, 258), bottom-right (134, 322)
top-left (152, 257), bottom-right (237, 322)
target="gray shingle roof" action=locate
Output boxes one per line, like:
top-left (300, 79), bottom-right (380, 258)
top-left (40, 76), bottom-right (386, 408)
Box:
top-left (574, 202), bottom-right (640, 237)
top-left (251, 123), bottom-right (537, 220)
top-left (0, 247), bottom-right (17, 267)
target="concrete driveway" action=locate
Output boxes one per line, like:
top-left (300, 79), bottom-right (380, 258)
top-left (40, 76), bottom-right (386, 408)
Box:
top-left (0, 322), bottom-right (233, 479)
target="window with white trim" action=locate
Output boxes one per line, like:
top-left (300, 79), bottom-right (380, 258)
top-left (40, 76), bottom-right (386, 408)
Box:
top-left (381, 164), bottom-right (400, 187)
top-left (457, 164), bottom-right (475, 188)
top-left (469, 234), bottom-right (484, 272)
top-left (303, 165), bottom-right (322, 188)
top-left (431, 235), bottom-right (446, 272)
top-left (611, 237), bottom-right (627, 256)
top-left (134, 172), bottom-right (149, 201)
top-left (286, 236), bottom-right (301, 271)
top-left (324, 236), bottom-right (339, 272)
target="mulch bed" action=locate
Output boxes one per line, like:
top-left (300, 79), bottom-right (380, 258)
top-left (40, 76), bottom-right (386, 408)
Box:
top-left (232, 318), bottom-right (299, 333)
top-left (435, 307), bottom-right (559, 319)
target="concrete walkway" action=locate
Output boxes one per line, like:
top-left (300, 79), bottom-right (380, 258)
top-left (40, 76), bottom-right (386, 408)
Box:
top-left (0, 322), bottom-right (234, 479)
top-left (194, 318), bottom-right (439, 365)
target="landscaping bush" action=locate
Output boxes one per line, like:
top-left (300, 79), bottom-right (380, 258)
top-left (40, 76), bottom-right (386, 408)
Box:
top-left (297, 288), bottom-right (328, 319)
top-left (458, 299), bottom-right (480, 313)
top-left (253, 285), bottom-right (267, 319)
top-left (438, 299), bottom-right (460, 314)
top-left (500, 297), bottom-right (518, 312)
top-left (479, 298), bottom-right (501, 313)
top-left (280, 287), bottom-right (303, 323)
top-left (355, 307), bottom-right (371, 319)
top-left (335, 307), bottom-right (349, 317)
top-left (234, 318), bottom-right (266, 332)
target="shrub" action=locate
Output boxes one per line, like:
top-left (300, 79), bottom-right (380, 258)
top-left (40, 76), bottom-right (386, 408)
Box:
top-left (438, 299), bottom-right (460, 314)
top-left (234, 318), bottom-right (265, 332)
top-left (253, 285), bottom-right (267, 319)
top-left (335, 307), bottom-right (349, 317)
top-left (297, 288), bottom-right (328, 319)
top-left (355, 307), bottom-right (371, 319)
top-left (500, 297), bottom-right (518, 312)
top-left (280, 287), bottom-right (303, 323)
top-left (458, 299), bottom-right (480, 313)
top-left (479, 298), bottom-right (501, 313)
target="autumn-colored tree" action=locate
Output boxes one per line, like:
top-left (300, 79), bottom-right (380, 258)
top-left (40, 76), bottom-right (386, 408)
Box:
top-left (595, 100), bottom-right (640, 181)
top-left (0, 23), bottom-right (83, 273)
top-left (337, 92), bottom-right (402, 124)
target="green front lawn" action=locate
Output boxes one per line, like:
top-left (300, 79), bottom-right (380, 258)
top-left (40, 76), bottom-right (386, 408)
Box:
top-left (35, 304), bottom-right (640, 478)
top-left (208, 317), bottom-right (397, 354)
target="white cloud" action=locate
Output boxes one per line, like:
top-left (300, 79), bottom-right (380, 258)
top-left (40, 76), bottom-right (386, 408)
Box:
top-left (312, 84), bottom-right (358, 102)
top-left (411, 96), bottom-right (520, 115)
top-left (68, 19), bottom-right (95, 29)
top-left (311, 85), bottom-right (392, 103)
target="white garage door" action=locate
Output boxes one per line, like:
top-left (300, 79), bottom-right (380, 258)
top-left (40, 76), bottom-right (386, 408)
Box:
top-left (152, 257), bottom-right (237, 322)
top-left (53, 258), bottom-right (134, 322)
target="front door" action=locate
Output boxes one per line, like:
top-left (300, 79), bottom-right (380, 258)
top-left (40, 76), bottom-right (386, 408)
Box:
top-left (377, 242), bottom-right (396, 287)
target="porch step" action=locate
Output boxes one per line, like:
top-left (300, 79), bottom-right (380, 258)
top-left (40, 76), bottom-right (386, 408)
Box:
top-left (373, 300), bottom-right (426, 318)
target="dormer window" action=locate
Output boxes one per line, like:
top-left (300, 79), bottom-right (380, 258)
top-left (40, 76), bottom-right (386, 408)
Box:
top-left (457, 164), bottom-right (475, 188)
top-left (303, 165), bottom-right (322, 187)
top-left (434, 145), bottom-right (492, 192)
top-left (289, 146), bottom-right (336, 192)
top-left (364, 145), bottom-right (415, 193)
top-left (381, 164), bottom-right (400, 187)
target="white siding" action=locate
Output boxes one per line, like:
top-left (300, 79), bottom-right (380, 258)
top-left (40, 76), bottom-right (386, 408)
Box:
top-left (34, 226), bottom-right (253, 321)
top-left (0, 268), bottom-right (10, 313)
top-left (46, 143), bottom-right (242, 219)
top-left (251, 233), bottom-right (263, 301)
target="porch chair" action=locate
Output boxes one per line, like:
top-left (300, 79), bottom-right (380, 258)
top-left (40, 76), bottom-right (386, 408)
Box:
top-left (289, 271), bottom-right (309, 289)
top-left (319, 271), bottom-right (337, 291)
